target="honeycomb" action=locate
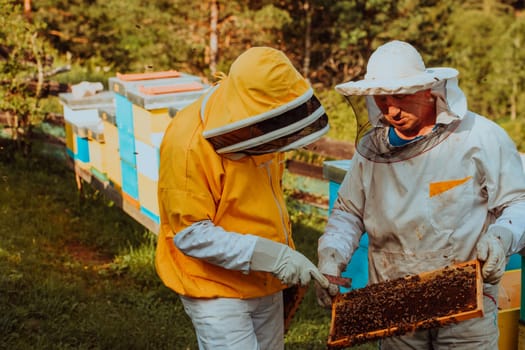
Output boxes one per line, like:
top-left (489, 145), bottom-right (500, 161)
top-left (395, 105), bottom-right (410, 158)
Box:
top-left (328, 260), bottom-right (483, 348)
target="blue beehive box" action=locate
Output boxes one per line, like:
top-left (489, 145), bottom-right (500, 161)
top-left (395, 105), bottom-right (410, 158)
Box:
top-left (118, 129), bottom-right (136, 166)
top-left (109, 72), bottom-right (205, 178)
top-left (140, 206), bottom-right (160, 224)
top-left (75, 135), bottom-right (90, 163)
top-left (323, 159), bottom-right (368, 291)
top-left (120, 158), bottom-right (139, 200)
top-left (114, 93), bottom-right (134, 135)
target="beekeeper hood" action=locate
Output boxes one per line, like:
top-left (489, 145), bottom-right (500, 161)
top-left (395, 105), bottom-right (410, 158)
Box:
top-left (334, 40), bottom-right (468, 162)
top-left (200, 47), bottom-right (329, 158)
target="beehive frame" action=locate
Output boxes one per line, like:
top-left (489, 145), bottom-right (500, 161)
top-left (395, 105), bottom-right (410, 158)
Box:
top-left (327, 260), bottom-right (483, 348)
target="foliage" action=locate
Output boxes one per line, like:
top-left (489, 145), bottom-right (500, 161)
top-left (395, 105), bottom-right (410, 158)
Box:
top-left (108, 232), bottom-right (159, 288)
top-left (491, 16), bottom-right (525, 122)
top-left (34, 0), bottom-right (209, 76)
top-left (447, 2), bottom-right (515, 118)
top-left (319, 89), bottom-right (358, 143)
top-left (32, 1), bottom-right (294, 80)
top-left (500, 118), bottom-right (525, 152)
top-left (303, 0), bottom-right (396, 86)
top-left (386, 0), bottom-right (456, 63)
top-left (213, 2), bottom-right (293, 73)
top-left (0, 0), bottom-right (59, 155)
top-left (0, 0), bottom-right (519, 153)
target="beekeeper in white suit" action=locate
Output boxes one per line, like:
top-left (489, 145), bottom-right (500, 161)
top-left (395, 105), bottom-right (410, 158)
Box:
top-left (316, 40), bottom-right (525, 349)
top-left (155, 46), bottom-right (330, 350)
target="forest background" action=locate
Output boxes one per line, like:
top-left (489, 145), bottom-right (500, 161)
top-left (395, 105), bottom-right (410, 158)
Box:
top-left (1, 0), bottom-right (525, 153)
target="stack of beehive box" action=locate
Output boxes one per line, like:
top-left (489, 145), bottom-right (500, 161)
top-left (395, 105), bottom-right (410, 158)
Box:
top-left (108, 70), bottom-right (209, 224)
top-left (59, 90), bottom-right (115, 179)
top-left (60, 70), bottom-right (209, 229)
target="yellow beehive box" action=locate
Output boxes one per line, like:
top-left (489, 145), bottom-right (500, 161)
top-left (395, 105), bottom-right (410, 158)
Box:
top-left (59, 91), bottom-right (113, 162)
top-left (104, 144), bottom-right (122, 188)
top-left (64, 121), bottom-right (75, 159)
top-left (498, 269), bottom-right (520, 350)
top-left (137, 172), bottom-right (159, 220)
top-left (132, 105), bottom-right (171, 144)
top-left (102, 120), bottom-right (119, 151)
top-left (88, 139), bottom-right (105, 175)
top-left (86, 122), bottom-right (106, 175)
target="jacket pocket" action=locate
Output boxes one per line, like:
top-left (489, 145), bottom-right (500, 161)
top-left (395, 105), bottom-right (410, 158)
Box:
top-left (427, 176), bottom-right (474, 233)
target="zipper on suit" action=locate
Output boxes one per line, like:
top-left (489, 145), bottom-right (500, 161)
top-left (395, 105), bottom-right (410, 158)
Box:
top-left (262, 160), bottom-right (289, 245)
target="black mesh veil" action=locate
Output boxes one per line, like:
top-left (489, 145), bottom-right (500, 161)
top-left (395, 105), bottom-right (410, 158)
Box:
top-left (204, 92), bottom-right (329, 156)
top-left (356, 121), bottom-right (461, 163)
top-left (345, 79), bottom-right (464, 163)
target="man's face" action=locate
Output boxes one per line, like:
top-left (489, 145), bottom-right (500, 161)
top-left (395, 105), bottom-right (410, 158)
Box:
top-left (373, 89), bottom-right (436, 138)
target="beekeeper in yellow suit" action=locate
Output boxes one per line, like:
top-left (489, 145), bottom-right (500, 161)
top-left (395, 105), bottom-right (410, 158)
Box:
top-left (155, 47), bottom-right (330, 350)
top-left (316, 40), bottom-right (525, 349)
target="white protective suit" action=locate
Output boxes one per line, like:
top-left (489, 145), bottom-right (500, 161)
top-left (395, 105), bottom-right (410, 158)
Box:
top-left (318, 40), bottom-right (525, 349)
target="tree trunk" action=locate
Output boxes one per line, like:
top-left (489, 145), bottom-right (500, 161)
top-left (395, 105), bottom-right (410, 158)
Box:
top-left (24, 0), bottom-right (32, 21)
top-left (302, 1), bottom-right (312, 81)
top-left (209, 0), bottom-right (219, 76)
top-left (24, 0), bottom-right (31, 14)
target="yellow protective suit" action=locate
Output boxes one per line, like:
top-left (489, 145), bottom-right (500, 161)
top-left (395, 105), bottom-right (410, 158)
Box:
top-left (155, 47), bottom-right (328, 299)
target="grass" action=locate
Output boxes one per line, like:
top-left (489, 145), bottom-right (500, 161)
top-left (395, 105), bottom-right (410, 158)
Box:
top-left (0, 140), bottom-right (377, 350)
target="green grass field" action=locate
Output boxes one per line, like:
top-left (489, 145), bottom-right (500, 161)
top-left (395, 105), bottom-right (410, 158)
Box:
top-left (0, 140), bottom-right (376, 350)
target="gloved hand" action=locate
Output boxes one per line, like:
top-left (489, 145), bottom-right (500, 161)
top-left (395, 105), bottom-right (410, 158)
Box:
top-left (476, 227), bottom-right (513, 284)
top-left (250, 237), bottom-right (330, 287)
top-left (316, 247), bottom-right (347, 308)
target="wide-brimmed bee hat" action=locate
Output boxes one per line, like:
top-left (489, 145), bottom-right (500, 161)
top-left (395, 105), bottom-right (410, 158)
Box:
top-left (336, 40), bottom-right (456, 95)
top-left (334, 40), bottom-right (469, 163)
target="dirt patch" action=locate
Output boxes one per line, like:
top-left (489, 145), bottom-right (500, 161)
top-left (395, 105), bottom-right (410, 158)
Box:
top-left (65, 241), bottom-right (113, 267)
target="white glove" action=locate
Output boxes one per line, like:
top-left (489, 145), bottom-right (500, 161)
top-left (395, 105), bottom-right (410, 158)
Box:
top-left (476, 227), bottom-right (513, 284)
top-left (250, 237), bottom-right (329, 287)
top-left (316, 247), bottom-right (347, 308)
